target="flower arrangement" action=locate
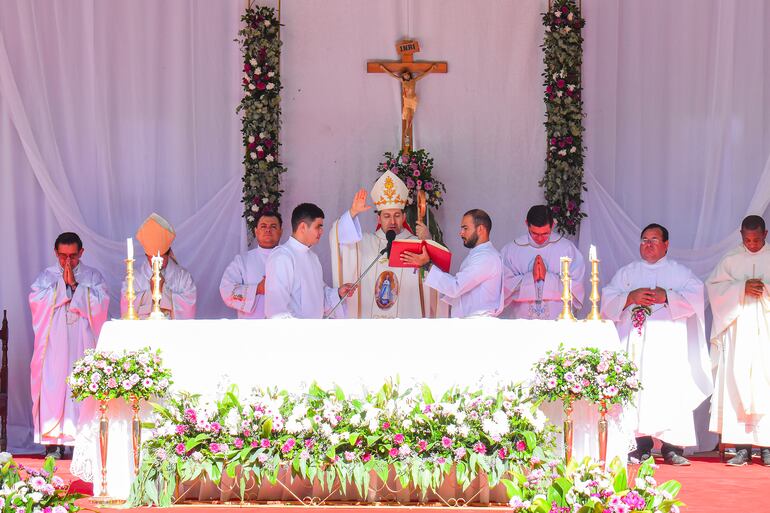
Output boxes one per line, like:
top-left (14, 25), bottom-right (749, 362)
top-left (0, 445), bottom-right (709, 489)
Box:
top-left (0, 452), bottom-right (83, 513)
top-left (631, 306), bottom-right (652, 336)
top-left (540, 0), bottom-right (586, 235)
top-left (531, 346), bottom-right (641, 409)
top-left (377, 149), bottom-right (447, 243)
top-left (128, 380), bottom-right (556, 506)
top-left (68, 348), bottom-right (172, 402)
top-left (503, 457), bottom-right (684, 513)
top-left (237, 6), bottom-right (286, 231)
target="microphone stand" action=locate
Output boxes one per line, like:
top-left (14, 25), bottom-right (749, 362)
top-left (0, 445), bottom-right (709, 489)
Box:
top-left (324, 246), bottom-right (389, 319)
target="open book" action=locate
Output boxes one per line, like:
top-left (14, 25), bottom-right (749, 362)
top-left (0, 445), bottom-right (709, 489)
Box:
top-left (388, 239), bottom-right (452, 273)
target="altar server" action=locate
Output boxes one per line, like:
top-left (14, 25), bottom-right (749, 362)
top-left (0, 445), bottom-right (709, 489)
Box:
top-left (601, 223), bottom-right (712, 465)
top-left (220, 211), bottom-right (283, 318)
top-left (29, 232), bottom-right (109, 457)
top-left (500, 205), bottom-right (585, 319)
top-left (707, 215), bottom-right (770, 466)
top-left (121, 213), bottom-right (196, 319)
top-left (265, 203), bottom-right (355, 318)
top-left (400, 209), bottom-right (504, 317)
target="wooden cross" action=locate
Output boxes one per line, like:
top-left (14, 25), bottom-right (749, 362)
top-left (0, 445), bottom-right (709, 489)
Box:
top-left (367, 40), bottom-right (447, 153)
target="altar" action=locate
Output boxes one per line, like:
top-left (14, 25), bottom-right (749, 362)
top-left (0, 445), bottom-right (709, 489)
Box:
top-left (71, 318), bottom-right (632, 501)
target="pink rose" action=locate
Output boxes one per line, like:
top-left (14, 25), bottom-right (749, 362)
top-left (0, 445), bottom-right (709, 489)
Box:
top-left (441, 436), bottom-right (452, 448)
top-left (261, 438), bottom-right (271, 448)
top-left (393, 433), bottom-right (405, 445)
top-left (175, 443), bottom-right (186, 456)
top-left (234, 438), bottom-right (244, 449)
top-left (362, 453), bottom-right (372, 463)
top-left (417, 440), bottom-right (428, 452)
top-left (473, 442), bottom-right (486, 454)
top-left (516, 440), bottom-right (527, 452)
top-left (388, 447), bottom-right (399, 458)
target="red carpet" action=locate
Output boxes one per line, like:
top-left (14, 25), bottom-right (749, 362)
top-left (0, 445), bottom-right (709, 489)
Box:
top-left (14, 455), bottom-right (768, 512)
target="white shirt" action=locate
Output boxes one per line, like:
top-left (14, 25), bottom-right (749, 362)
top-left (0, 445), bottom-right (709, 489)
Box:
top-left (424, 241), bottom-right (504, 318)
top-left (500, 233), bottom-right (585, 319)
top-left (265, 236), bottom-right (341, 319)
top-left (220, 246), bottom-right (273, 319)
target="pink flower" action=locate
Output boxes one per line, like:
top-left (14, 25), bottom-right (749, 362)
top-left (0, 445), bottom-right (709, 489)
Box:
top-left (250, 440), bottom-right (260, 448)
top-left (412, 170), bottom-right (420, 177)
top-left (473, 442), bottom-right (486, 454)
top-left (344, 451), bottom-right (355, 462)
top-left (107, 378), bottom-right (118, 389)
top-left (209, 442), bottom-right (221, 453)
top-left (393, 433), bottom-right (405, 445)
top-left (362, 453), bottom-right (372, 463)
top-left (382, 421), bottom-right (390, 430)
top-left (388, 447), bottom-right (399, 458)
top-left (234, 438), bottom-right (244, 449)
top-left (454, 447), bottom-right (467, 459)
top-left (498, 448), bottom-right (508, 459)
top-left (281, 438), bottom-right (296, 453)
top-left (401, 155), bottom-right (409, 163)
top-left (417, 440), bottom-right (428, 452)
top-left (261, 438), bottom-right (271, 448)
top-left (437, 457), bottom-right (446, 464)
top-left (210, 422), bottom-right (222, 433)
top-left (175, 424), bottom-right (188, 435)
top-left (516, 440), bottom-right (527, 452)
top-left (242, 428), bottom-right (251, 437)
top-left (256, 82), bottom-right (266, 91)
top-left (175, 443), bottom-right (186, 456)
top-left (304, 438), bottom-right (315, 449)
top-left (556, 79), bottom-right (566, 89)
top-left (184, 409), bottom-right (197, 422)
top-left (441, 436), bottom-right (452, 448)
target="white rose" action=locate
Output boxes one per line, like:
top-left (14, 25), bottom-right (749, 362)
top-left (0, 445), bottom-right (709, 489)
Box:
top-left (250, 152), bottom-right (257, 160)
top-left (266, 83), bottom-right (275, 90)
top-left (248, 83), bottom-right (255, 90)
top-left (350, 414), bottom-right (362, 426)
top-left (267, 72), bottom-right (275, 78)
top-left (255, 67), bottom-right (262, 75)
top-left (262, 198), bottom-right (269, 204)
top-left (264, 20), bottom-right (271, 26)
top-left (248, 135), bottom-right (255, 143)
top-left (266, 154), bottom-right (274, 162)
top-left (249, 58), bottom-right (257, 66)
top-left (259, 132), bottom-right (267, 139)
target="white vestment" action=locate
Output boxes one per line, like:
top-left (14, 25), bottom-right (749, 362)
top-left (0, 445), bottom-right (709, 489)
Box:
top-left (424, 241), bottom-right (505, 318)
top-left (601, 257), bottom-right (713, 447)
top-left (330, 212), bottom-right (442, 318)
top-left (29, 264), bottom-right (109, 445)
top-left (220, 246), bottom-right (273, 319)
top-left (500, 233), bottom-right (586, 319)
top-left (265, 236), bottom-right (341, 319)
top-left (706, 244), bottom-right (770, 446)
top-left (121, 258), bottom-right (196, 319)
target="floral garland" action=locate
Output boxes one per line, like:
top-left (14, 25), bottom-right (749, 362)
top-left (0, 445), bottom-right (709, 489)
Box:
top-left (377, 149), bottom-right (446, 243)
top-left (530, 346), bottom-right (641, 409)
top-left (237, 6), bottom-right (285, 231)
top-left (128, 381), bottom-right (555, 506)
top-left (540, 0), bottom-right (586, 235)
top-left (631, 305), bottom-right (652, 335)
top-left (68, 348), bottom-right (173, 402)
top-left (0, 453), bottom-right (83, 513)
top-left (503, 457), bottom-right (684, 513)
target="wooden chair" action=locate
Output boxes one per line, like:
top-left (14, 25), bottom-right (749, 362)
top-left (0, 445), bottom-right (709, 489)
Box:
top-left (0, 310), bottom-right (8, 452)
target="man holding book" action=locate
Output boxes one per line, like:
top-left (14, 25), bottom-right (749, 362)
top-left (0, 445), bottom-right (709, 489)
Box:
top-left (400, 209), bottom-right (504, 318)
top-left (330, 170), bottom-right (443, 318)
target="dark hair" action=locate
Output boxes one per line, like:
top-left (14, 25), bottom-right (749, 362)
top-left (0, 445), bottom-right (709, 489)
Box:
top-left (641, 223), bottom-right (669, 242)
top-left (54, 232), bottom-right (83, 251)
top-left (291, 203), bottom-right (324, 232)
top-left (255, 211), bottom-right (283, 227)
top-left (741, 215), bottom-right (766, 232)
top-left (463, 209), bottom-right (492, 234)
top-left (526, 205), bottom-right (554, 227)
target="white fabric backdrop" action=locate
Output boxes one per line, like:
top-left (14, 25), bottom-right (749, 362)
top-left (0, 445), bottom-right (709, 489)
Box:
top-left (2, 0), bottom-right (769, 454)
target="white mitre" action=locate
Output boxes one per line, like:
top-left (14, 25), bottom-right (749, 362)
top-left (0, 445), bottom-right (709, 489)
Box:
top-left (371, 170), bottom-right (408, 211)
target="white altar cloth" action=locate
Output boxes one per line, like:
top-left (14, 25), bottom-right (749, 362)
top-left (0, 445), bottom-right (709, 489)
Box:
top-left (71, 319), bottom-right (631, 501)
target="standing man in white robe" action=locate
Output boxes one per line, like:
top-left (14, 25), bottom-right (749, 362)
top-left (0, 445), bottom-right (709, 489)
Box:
top-left (401, 209), bottom-right (504, 317)
top-left (601, 223), bottom-right (712, 465)
top-left (29, 232), bottom-right (109, 458)
top-left (265, 203), bottom-right (355, 318)
top-left (706, 215), bottom-right (770, 466)
top-left (501, 205), bottom-right (585, 319)
top-left (121, 213), bottom-right (196, 319)
top-left (220, 212), bottom-right (283, 318)
top-left (330, 171), bottom-right (440, 318)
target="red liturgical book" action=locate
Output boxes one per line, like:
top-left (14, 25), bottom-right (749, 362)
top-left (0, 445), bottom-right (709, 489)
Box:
top-left (389, 239), bottom-right (452, 273)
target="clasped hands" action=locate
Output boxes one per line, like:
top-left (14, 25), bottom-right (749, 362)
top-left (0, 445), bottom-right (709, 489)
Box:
top-left (745, 278), bottom-right (766, 298)
top-left (627, 287), bottom-right (667, 307)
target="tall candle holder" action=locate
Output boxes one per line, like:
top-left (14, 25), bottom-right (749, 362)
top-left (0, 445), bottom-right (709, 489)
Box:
top-left (558, 256), bottom-right (576, 321)
top-left (149, 253), bottom-right (166, 320)
top-left (122, 259), bottom-right (139, 320)
top-left (585, 257), bottom-right (603, 321)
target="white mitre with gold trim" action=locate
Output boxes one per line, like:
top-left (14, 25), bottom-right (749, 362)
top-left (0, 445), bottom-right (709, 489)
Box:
top-left (371, 170), bottom-right (408, 211)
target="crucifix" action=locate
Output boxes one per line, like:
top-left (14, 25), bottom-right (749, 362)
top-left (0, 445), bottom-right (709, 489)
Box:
top-left (367, 40), bottom-right (447, 153)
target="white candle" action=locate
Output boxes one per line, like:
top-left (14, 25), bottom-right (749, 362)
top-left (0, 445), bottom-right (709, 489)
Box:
top-left (127, 238), bottom-right (133, 260)
top-left (589, 244), bottom-right (597, 261)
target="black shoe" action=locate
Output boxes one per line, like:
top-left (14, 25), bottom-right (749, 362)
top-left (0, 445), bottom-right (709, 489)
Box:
top-left (628, 448), bottom-right (651, 464)
top-left (726, 448), bottom-right (751, 466)
top-left (663, 451), bottom-right (691, 466)
top-left (761, 448), bottom-right (770, 466)
top-left (45, 445), bottom-right (62, 460)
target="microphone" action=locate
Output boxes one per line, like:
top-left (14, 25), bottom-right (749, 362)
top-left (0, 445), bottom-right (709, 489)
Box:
top-left (383, 229), bottom-right (397, 257)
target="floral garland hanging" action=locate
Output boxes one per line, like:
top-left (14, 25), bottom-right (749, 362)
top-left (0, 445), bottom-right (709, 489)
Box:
top-left (237, 6), bottom-right (285, 230)
top-left (540, 0), bottom-right (586, 235)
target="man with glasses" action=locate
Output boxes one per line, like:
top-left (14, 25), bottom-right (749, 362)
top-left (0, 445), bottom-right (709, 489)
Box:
top-left (29, 232), bottom-right (109, 459)
top-left (601, 223), bottom-right (713, 465)
top-left (707, 215), bottom-right (770, 466)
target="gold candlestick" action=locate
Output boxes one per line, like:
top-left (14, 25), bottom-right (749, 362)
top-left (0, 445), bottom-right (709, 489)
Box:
top-left (558, 256), bottom-right (576, 321)
top-left (564, 403), bottom-right (574, 464)
top-left (149, 253), bottom-right (166, 320)
top-left (130, 395), bottom-right (141, 475)
top-left (598, 401), bottom-right (609, 465)
top-left (122, 259), bottom-right (139, 320)
top-left (585, 258), bottom-right (603, 321)
top-left (90, 400), bottom-right (122, 504)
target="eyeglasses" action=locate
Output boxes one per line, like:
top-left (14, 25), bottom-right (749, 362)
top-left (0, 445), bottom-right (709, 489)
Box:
top-left (640, 238), bottom-right (663, 246)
